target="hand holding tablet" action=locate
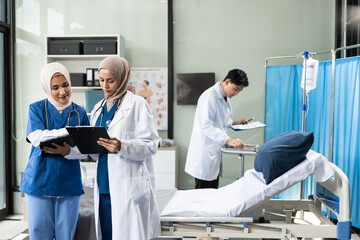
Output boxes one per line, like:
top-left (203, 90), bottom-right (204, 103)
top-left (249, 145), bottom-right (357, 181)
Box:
top-left (66, 126), bottom-right (110, 154)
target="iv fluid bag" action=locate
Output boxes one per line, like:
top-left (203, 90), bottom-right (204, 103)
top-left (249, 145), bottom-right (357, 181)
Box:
top-left (301, 58), bottom-right (319, 92)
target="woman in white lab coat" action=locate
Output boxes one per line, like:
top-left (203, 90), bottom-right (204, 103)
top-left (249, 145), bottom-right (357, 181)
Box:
top-left (89, 56), bottom-right (160, 240)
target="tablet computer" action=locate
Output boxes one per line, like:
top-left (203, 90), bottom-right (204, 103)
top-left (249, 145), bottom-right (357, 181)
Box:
top-left (39, 135), bottom-right (73, 149)
top-left (66, 126), bottom-right (110, 154)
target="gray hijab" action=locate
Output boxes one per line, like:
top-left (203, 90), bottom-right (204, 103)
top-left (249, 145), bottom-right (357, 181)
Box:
top-left (98, 56), bottom-right (131, 111)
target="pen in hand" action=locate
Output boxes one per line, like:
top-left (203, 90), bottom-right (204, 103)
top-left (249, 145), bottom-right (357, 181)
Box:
top-left (247, 117), bottom-right (254, 123)
top-left (240, 117), bottom-right (254, 125)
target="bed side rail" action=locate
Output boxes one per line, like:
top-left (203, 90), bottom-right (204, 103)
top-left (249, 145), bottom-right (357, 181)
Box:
top-left (315, 162), bottom-right (351, 240)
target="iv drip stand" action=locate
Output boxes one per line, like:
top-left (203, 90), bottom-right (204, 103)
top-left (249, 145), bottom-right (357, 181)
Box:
top-left (299, 51), bottom-right (311, 203)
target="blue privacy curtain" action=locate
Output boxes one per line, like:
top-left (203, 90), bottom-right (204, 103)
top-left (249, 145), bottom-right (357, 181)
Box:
top-left (265, 57), bottom-right (360, 228)
top-left (332, 56), bottom-right (360, 228)
top-left (265, 61), bottom-right (332, 199)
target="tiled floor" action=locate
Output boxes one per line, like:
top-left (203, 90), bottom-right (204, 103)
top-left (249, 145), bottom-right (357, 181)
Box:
top-left (0, 215), bottom-right (28, 240)
top-left (1, 214), bottom-right (359, 240)
top-left (353, 227), bottom-right (360, 239)
top-left (10, 233), bottom-right (29, 240)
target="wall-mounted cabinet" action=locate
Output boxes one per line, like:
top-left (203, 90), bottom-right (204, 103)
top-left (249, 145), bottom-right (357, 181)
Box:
top-left (46, 34), bottom-right (125, 113)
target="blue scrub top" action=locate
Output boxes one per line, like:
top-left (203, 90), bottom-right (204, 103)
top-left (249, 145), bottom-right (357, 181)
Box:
top-left (19, 99), bottom-right (90, 196)
top-left (95, 101), bottom-right (119, 194)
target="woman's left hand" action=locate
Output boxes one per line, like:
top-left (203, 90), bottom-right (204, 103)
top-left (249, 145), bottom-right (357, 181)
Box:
top-left (43, 142), bottom-right (71, 156)
top-left (97, 137), bottom-right (121, 153)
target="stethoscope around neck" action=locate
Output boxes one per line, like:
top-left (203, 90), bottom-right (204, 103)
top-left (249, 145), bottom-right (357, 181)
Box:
top-left (94, 92), bottom-right (126, 127)
top-left (96, 99), bottom-right (119, 127)
top-left (45, 99), bottom-right (80, 129)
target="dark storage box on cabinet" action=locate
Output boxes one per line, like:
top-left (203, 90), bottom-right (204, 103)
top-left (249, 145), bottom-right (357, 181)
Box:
top-left (48, 40), bottom-right (83, 55)
top-left (70, 73), bottom-right (86, 86)
top-left (83, 40), bottom-right (117, 55)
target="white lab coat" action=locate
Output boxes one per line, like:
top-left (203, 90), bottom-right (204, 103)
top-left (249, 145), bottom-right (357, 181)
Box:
top-left (90, 91), bottom-right (161, 240)
top-left (185, 82), bottom-right (233, 181)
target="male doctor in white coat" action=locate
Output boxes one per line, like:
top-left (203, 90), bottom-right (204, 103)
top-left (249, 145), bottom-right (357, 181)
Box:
top-left (185, 69), bottom-right (249, 189)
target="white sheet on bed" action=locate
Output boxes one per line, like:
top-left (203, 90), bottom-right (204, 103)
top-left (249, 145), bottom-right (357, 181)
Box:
top-left (161, 150), bottom-right (333, 217)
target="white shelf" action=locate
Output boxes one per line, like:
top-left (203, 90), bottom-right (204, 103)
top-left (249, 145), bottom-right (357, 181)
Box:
top-left (47, 54), bottom-right (118, 59)
top-left (46, 34), bottom-right (119, 40)
top-left (72, 87), bottom-right (102, 90)
top-left (46, 34), bottom-right (124, 112)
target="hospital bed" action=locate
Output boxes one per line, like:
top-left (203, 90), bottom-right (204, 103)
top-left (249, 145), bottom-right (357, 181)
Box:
top-left (159, 150), bottom-right (351, 240)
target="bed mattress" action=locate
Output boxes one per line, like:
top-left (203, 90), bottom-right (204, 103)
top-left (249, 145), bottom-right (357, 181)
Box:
top-left (160, 150), bottom-right (333, 217)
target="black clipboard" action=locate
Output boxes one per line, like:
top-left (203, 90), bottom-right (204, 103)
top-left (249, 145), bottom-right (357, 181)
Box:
top-left (66, 126), bottom-right (110, 154)
top-left (39, 135), bottom-right (73, 149)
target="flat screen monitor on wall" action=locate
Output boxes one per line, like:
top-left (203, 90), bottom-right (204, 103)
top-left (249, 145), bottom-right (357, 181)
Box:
top-left (177, 72), bottom-right (215, 105)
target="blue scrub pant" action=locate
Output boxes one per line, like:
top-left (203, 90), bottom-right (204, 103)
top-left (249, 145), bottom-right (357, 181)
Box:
top-left (25, 193), bottom-right (80, 240)
top-left (99, 194), bottom-right (112, 240)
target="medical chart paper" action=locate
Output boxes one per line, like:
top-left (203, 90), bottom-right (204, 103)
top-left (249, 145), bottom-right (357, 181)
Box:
top-left (230, 121), bottom-right (266, 131)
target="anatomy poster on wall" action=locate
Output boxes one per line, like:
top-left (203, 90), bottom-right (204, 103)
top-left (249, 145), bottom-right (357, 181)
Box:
top-left (129, 67), bottom-right (168, 130)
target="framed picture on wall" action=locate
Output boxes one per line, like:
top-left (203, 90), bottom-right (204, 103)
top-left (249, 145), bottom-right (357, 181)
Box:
top-left (129, 67), bottom-right (168, 130)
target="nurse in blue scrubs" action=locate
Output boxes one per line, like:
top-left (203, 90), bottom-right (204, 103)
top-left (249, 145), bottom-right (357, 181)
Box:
top-left (19, 62), bottom-right (89, 239)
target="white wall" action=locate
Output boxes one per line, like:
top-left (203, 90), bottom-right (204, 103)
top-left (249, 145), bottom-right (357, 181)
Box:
top-left (14, 0), bottom-right (335, 190)
top-left (14, 0), bottom-right (168, 185)
top-left (173, 0), bottom-right (335, 188)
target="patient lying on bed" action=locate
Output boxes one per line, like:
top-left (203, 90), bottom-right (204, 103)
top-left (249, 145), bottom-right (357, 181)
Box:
top-left (161, 131), bottom-right (333, 218)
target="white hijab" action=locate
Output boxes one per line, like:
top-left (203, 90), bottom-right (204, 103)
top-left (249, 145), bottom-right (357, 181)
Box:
top-left (40, 62), bottom-right (72, 112)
